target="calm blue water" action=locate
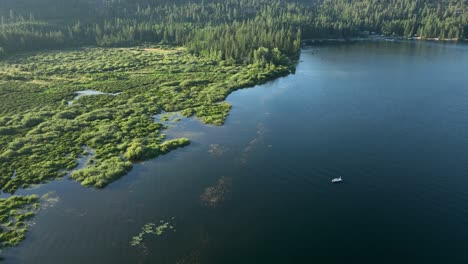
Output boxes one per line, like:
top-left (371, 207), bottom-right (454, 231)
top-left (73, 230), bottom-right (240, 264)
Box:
top-left (4, 41), bottom-right (468, 263)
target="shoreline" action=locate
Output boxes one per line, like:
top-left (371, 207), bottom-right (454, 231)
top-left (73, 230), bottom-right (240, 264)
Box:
top-left (301, 36), bottom-right (467, 46)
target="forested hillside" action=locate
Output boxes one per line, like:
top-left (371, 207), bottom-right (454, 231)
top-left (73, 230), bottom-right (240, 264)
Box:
top-left (0, 0), bottom-right (305, 61)
top-left (307, 0), bottom-right (467, 39)
top-left (0, 0), bottom-right (466, 57)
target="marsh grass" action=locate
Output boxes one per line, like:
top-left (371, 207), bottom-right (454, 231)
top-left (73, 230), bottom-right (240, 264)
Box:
top-left (0, 46), bottom-right (290, 193)
top-left (0, 195), bottom-right (38, 248)
top-left (0, 45), bottom-right (290, 250)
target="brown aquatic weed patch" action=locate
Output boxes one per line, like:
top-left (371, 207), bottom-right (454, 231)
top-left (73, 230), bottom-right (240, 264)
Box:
top-left (200, 176), bottom-right (231, 207)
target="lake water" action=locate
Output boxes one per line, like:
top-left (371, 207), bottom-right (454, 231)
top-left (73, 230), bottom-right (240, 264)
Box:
top-left (4, 41), bottom-right (468, 263)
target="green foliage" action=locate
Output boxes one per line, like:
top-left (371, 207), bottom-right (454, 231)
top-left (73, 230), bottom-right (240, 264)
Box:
top-left (0, 0), bottom-right (304, 59)
top-left (194, 103), bottom-right (232, 126)
top-left (2, 0), bottom-right (463, 253)
top-left (130, 219), bottom-right (176, 247)
top-left (0, 195), bottom-right (38, 249)
top-left (0, 0), bottom-right (466, 58)
top-left (124, 140), bottom-right (146, 161)
top-left (71, 157), bottom-right (132, 188)
top-left (0, 46), bottom-right (288, 193)
top-left (304, 0), bottom-right (467, 39)
top-left (158, 138), bottom-right (190, 154)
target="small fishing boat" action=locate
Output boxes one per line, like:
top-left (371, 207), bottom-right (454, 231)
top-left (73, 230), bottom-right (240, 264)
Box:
top-left (331, 176), bottom-right (342, 183)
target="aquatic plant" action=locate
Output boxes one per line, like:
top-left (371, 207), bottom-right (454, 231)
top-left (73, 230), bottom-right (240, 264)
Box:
top-left (0, 195), bottom-right (39, 249)
top-left (130, 219), bottom-right (176, 247)
top-left (200, 176), bottom-right (232, 207)
top-left (39, 192), bottom-right (60, 210)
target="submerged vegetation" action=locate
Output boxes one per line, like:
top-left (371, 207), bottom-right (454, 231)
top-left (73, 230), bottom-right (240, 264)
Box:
top-left (200, 176), bottom-right (232, 208)
top-left (208, 144), bottom-right (228, 157)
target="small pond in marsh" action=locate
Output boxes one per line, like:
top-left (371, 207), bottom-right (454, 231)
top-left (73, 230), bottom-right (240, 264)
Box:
top-left (68, 90), bottom-right (121, 105)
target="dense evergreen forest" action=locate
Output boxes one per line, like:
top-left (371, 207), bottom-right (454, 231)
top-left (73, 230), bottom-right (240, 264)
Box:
top-left (0, 0), bottom-right (466, 58)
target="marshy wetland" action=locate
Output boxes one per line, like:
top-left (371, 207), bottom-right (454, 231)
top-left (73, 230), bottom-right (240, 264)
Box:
top-left (0, 46), bottom-right (290, 194)
top-left (1, 41), bottom-right (468, 263)
top-left (0, 45), bottom-right (291, 254)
